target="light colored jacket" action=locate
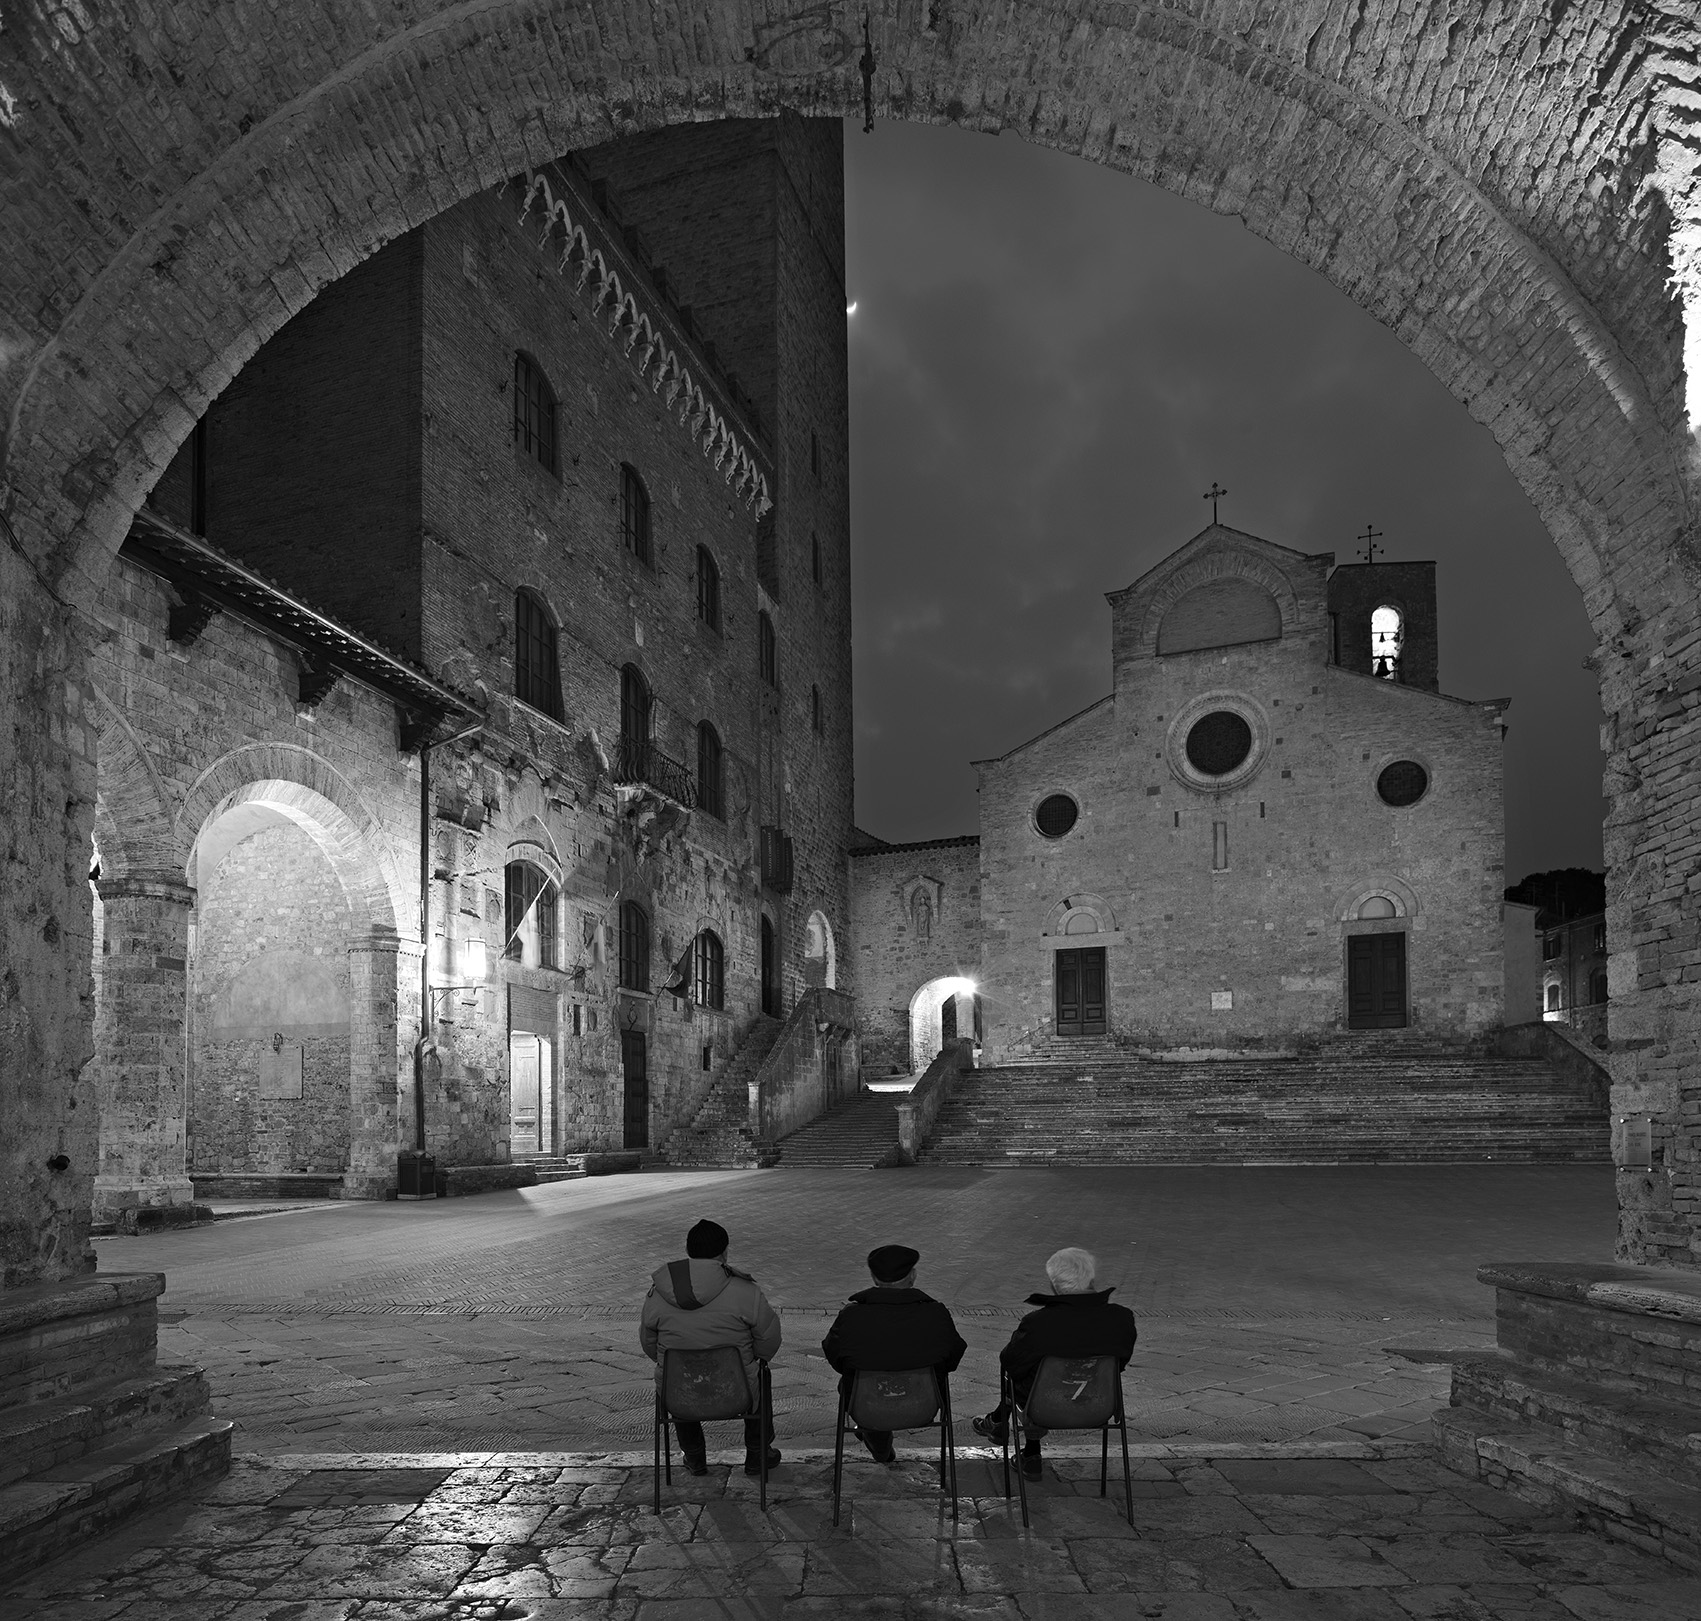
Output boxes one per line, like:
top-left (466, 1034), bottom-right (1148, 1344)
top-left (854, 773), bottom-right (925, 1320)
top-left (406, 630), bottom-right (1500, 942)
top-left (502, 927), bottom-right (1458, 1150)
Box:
top-left (639, 1257), bottom-right (782, 1390)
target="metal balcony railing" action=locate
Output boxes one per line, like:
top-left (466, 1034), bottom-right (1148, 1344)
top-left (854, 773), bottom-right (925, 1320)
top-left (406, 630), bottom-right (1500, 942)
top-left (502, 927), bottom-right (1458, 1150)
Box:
top-left (615, 738), bottom-right (697, 808)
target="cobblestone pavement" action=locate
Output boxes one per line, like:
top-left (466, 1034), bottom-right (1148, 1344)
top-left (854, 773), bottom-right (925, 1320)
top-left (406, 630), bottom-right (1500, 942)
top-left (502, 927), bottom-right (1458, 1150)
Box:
top-left (7, 1445), bottom-right (1698, 1620)
top-left (93, 1165), bottom-right (1616, 1456)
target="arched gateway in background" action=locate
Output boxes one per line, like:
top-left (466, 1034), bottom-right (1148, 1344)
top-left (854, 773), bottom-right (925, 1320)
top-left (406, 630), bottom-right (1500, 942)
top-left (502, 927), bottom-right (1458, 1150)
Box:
top-left (1, 2), bottom-right (1700, 1565)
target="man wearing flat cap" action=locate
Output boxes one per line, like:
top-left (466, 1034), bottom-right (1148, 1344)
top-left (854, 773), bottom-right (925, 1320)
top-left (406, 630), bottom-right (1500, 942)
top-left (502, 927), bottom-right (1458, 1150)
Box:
top-left (640, 1218), bottom-right (782, 1476)
top-left (821, 1244), bottom-right (967, 1464)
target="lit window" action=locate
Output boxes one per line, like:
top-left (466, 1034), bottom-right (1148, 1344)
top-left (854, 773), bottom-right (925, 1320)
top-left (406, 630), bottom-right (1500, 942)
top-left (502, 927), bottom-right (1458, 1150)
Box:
top-left (697, 721), bottom-right (724, 819)
top-left (619, 901), bottom-right (650, 992)
top-left (620, 464), bottom-right (652, 565)
top-left (504, 861), bottom-right (558, 969)
top-left (693, 929), bottom-right (725, 1011)
top-left (514, 589), bottom-right (563, 719)
top-left (1545, 982), bottom-right (1562, 1013)
top-left (514, 354), bottom-right (558, 474)
top-left (1593, 922), bottom-right (1606, 953)
top-left (759, 611), bottom-right (777, 689)
top-left (1371, 605), bottom-right (1403, 680)
top-left (697, 546), bottom-right (721, 632)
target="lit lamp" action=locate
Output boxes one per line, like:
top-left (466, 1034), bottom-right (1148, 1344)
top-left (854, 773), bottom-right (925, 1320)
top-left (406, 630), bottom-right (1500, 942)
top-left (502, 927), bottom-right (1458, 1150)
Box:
top-left (459, 937), bottom-right (488, 981)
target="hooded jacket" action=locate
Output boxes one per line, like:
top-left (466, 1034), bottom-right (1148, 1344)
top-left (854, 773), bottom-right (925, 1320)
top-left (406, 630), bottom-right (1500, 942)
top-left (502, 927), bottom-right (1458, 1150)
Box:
top-left (999, 1287), bottom-right (1137, 1386)
top-left (639, 1256), bottom-right (782, 1390)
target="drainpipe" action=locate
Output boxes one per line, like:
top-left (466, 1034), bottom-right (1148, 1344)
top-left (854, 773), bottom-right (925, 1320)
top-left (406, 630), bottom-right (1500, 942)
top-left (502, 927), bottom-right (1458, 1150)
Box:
top-left (414, 716), bottom-right (486, 1153)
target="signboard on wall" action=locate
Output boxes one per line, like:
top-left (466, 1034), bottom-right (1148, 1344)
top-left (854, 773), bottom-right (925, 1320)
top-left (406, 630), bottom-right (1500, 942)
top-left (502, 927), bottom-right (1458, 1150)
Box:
top-left (257, 1039), bottom-right (305, 1100)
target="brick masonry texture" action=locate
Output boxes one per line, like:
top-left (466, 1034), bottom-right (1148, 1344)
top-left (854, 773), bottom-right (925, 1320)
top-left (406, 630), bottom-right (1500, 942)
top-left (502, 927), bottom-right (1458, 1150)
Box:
top-left (0, 5), bottom-right (1698, 1284)
top-left (976, 526), bottom-right (1509, 1052)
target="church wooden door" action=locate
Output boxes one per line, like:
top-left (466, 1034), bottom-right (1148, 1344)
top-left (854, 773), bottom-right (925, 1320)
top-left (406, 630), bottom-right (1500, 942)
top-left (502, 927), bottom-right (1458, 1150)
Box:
top-left (1055, 947), bottom-right (1107, 1036)
top-left (1347, 933), bottom-right (1408, 1028)
top-left (621, 1030), bottom-right (649, 1149)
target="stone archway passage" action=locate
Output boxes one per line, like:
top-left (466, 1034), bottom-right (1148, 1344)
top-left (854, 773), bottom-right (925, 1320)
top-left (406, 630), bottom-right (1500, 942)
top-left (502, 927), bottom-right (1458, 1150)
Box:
top-left (2, 6), bottom-right (1700, 1286)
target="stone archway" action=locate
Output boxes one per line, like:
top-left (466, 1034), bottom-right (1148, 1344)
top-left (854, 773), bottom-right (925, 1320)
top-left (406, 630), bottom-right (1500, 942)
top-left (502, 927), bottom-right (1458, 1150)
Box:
top-left (910, 975), bottom-right (978, 1076)
top-left (4, 6), bottom-right (1701, 1281)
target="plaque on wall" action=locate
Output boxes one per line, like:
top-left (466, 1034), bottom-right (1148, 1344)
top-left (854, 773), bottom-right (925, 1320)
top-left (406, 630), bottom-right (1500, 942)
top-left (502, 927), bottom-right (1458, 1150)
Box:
top-left (257, 1036), bottom-right (305, 1100)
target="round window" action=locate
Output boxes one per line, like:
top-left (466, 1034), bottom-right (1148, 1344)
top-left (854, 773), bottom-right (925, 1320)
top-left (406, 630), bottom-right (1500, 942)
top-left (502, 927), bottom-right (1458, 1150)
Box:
top-left (1377, 760), bottom-right (1429, 807)
top-left (1185, 711), bottom-right (1253, 776)
top-left (1034, 794), bottom-right (1079, 838)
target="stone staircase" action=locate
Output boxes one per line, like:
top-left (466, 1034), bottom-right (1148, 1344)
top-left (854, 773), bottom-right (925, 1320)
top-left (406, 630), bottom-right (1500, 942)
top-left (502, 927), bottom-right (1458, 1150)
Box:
top-left (920, 1044), bottom-right (1608, 1165)
top-left (0, 1273), bottom-right (232, 1583)
top-left (1434, 1262), bottom-right (1701, 1569)
top-left (772, 1088), bottom-right (905, 1167)
top-left (515, 1150), bottom-right (651, 1184)
top-left (660, 1015), bottom-right (783, 1168)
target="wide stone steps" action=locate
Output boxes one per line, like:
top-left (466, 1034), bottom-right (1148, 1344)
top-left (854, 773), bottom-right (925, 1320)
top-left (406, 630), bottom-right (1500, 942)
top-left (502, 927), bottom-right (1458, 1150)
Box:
top-left (921, 1056), bottom-right (1608, 1164)
top-left (773, 1089), bottom-right (903, 1166)
top-left (0, 1367), bottom-right (213, 1489)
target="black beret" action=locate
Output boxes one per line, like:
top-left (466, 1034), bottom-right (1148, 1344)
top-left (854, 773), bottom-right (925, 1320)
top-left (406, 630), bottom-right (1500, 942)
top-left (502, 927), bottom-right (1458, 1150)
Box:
top-left (686, 1219), bottom-right (729, 1258)
top-left (868, 1244), bottom-right (919, 1282)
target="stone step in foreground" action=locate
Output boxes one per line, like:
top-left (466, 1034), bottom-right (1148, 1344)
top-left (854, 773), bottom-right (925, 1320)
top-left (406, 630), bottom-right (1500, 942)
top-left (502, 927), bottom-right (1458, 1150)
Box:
top-left (1433, 1260), bottom-right (1701, 1572)
top-left (0, 1272), bottom-right (231, 1583)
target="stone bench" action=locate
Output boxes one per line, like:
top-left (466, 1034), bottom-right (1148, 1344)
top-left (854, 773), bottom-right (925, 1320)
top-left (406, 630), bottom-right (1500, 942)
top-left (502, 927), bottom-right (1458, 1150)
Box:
top-left (434, 1163), bottom-right (539, 1197)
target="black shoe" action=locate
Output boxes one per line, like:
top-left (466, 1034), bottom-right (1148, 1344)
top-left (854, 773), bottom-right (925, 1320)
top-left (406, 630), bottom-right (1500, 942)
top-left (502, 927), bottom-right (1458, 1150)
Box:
top-left (971, 1414), bottom-right (1009, 1445)
top-left (1020, 1447), bottom-right (1043, 1481)
top-left (744, 1447), bottom-right (780, 1475)
top-left (854, 1427), bottom-right (897, 1465)
top-left (681, 1451), bottom-right (708, 1477)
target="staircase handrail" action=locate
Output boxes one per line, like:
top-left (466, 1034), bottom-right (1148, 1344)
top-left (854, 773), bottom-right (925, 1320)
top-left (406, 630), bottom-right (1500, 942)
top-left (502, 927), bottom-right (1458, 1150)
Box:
top-left (748, 987), bottom-right (855, 1141)
top-left (894, 1037), bottom-right (975, 1165)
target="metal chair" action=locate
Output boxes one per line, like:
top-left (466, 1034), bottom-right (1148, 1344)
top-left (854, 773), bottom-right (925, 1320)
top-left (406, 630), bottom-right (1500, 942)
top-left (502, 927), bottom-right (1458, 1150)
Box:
top-left (653, 1345), bottom-right (772, 1513)
top-left (1002, 1354), bottom-right (1133, 1527)
top-left (831, 1366), bottom-right (957, 1526)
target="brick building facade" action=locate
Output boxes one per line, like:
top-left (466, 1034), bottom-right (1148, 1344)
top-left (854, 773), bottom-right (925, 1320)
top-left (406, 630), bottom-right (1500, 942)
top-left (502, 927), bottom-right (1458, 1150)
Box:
top-left (88, 118), bottom-right (853, 1211)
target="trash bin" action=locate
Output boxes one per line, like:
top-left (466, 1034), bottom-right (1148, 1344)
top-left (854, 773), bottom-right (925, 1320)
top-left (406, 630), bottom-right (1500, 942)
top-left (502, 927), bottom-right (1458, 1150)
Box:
top-left (397, 1150), bottom-right (437, 1199)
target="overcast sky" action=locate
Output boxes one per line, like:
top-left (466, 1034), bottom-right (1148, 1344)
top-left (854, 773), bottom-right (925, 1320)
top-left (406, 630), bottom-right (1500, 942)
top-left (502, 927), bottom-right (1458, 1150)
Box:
top-left (842, 120), bottom-right (1605, 883)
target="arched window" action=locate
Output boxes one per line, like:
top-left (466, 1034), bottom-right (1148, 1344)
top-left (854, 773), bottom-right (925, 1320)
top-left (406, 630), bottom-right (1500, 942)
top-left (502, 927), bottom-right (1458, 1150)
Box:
top-left (1545, 982), bottom-right (1562, 1012)
top-left (697, 721), bottom-right (724, 819)
top-left (620, 664), bottom-right (650, 775)
top-left (621, 463), bottom-right (652, 565)
top-left (514, 589), bottom-right (563, 719)
top-left (759, 611), bottom-right (777, 689)
top-left (619, 900), bottom-right (650, 992)
top-left (513, 354), bottom-right (557, 474)
top-left (1357, 894), bottom-right (1398, 920)
top-left (693, 929), bottom-right (725, 1011)
top-left (1371, 605), bottom-right (1404, 680)
top-left (811, 683), bottom-right (822, 734)
top-left (696, 545), bottom-right (721, 632)
top-left (504, 861), bottom-right (558, 969)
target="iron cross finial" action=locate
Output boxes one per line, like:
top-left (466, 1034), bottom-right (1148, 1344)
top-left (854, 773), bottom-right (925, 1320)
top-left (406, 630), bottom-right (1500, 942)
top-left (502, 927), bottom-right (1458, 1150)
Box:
top-left (1357, 524), bottom-right (1384, 564)
top-left (1203, 482), bottom-right (1227, 524)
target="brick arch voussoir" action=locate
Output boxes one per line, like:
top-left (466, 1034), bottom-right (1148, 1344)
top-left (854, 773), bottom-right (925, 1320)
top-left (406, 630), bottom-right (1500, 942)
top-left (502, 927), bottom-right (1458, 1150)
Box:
top-left (1137, 552), bottom-right (1304, 659)
top-left (176, 746), bottom-right (404, 937)
top-left (3, 0), bottom-right (1688, 648)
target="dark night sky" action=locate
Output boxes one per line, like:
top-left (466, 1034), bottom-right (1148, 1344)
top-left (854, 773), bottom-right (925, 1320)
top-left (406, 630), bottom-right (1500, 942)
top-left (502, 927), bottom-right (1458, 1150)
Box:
top-left (842, 120), bottom-right (1605, 884)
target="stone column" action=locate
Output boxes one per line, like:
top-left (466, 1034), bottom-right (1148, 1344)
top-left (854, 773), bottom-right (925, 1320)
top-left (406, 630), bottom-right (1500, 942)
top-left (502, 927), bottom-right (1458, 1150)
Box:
top-left (91, 873), bottom-right (196, 1222)
top-left (344, 928), bottom-right (403, 1200)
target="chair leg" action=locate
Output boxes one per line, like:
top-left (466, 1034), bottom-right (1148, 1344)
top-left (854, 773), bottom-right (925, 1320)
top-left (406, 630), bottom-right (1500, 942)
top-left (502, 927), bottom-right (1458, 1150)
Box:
top-left (1100, 1422), bottom-right (1109, 1497)
top-left (999, 1370), bottom-right (1012, 1502)
top-left (758, 1365), bottom-right (770, 1514)
top-left (1011, 1395), bottom-right (1030, 1529)
top-left (653, 1392), bottom-right (663, 1516)
top-left (1118, 1403), bottom-right (1134, 1528)
top-left (945, 1411), bottom-right (958, 1524)
top-left (832, 1390), bottom-right (848, 1528)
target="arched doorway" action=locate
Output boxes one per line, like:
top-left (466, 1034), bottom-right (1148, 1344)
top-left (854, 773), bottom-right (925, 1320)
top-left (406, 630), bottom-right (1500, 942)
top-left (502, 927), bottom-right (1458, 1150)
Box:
top-left (910, 976), bottom-right (978, 1076)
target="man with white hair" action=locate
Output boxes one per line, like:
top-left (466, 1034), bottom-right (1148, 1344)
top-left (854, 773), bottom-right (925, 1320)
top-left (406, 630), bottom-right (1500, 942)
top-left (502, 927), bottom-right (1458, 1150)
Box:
top-left (971, 1246), bottom-right (1137, 1478)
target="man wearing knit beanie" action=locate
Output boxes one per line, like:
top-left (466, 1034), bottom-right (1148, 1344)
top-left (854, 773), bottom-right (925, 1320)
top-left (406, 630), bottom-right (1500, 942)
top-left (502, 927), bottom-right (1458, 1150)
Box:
top-left (640, 1218), bottom-right (782, 1476)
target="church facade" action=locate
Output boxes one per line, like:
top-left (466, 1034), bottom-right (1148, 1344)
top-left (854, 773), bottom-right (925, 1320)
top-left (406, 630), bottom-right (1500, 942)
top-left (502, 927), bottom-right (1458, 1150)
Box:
top-left (854, 523), bottom-right (1518, 1068)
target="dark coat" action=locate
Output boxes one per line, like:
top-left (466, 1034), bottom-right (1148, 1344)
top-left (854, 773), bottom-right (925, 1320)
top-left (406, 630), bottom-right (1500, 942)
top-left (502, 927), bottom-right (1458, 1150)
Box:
top-left (821, 1286), bottom-right (967, 1381)
top-left (999, 1288), bottom-right (1137, 1386)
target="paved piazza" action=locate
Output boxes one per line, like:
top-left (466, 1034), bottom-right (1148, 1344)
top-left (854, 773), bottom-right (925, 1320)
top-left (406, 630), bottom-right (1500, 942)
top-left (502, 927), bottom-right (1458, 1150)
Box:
top-left (7, 1164), bottom-right (1696, 1619)
top-left (101, 1164), bottom-right (1615, 1455)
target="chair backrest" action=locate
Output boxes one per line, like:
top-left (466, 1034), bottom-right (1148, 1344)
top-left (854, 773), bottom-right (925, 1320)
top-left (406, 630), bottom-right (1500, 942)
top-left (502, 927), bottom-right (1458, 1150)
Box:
top-left (1022, 1354), bottom-right (1119, 1430)
top-left (662, 1346), bottom-right (754, 1421)
top-left (849, 1367), bottom-right (941, 1431)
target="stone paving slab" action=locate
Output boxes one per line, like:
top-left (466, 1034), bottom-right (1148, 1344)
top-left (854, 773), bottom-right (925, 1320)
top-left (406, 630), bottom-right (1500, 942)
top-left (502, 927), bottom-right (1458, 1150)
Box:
top-left (96, 1165), bottom-right (1614, 1456)
top-left (2, 1447), bottom-right (1693, 1620)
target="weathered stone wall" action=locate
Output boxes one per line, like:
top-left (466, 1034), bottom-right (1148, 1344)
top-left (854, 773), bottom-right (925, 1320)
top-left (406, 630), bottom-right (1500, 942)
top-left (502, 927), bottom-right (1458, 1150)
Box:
top-left (191, 823), bottom-right (354, 1175)
top-left (848, 837), bottom-right (982, 1077)
top-left (978, 528), bottom-right (1508, 1052)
